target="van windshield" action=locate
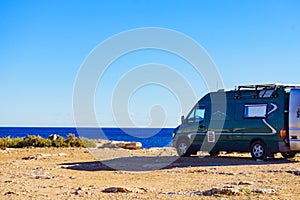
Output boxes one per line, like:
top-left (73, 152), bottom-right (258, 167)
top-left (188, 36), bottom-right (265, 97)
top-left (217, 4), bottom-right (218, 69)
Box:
top-left (187, 105), bottom-right (205, 123)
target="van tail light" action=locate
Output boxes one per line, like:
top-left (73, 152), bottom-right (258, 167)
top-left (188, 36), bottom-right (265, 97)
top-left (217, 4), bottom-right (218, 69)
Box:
top-left (280, 127), bottom-right (287, 139)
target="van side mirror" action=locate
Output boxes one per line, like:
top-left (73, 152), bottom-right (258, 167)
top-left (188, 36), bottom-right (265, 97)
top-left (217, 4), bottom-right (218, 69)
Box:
top-left (181, 115), bottom-right (185, 123)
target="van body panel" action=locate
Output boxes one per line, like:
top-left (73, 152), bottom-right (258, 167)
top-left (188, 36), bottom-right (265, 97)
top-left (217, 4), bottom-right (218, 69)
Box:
top-left (289, 88), bottom-right (300, 151)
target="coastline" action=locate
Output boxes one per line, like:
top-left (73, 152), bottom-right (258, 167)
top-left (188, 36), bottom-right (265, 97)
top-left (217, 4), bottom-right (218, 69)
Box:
top-left (0, 127), bottom-right (174, 149)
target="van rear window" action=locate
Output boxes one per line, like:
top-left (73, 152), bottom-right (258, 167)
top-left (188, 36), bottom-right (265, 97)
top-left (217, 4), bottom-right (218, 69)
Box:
top-left (244, 104), bottom-right (267, 118)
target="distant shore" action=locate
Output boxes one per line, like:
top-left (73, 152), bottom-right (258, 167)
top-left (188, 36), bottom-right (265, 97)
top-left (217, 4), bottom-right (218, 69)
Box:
top-left (0, 127), bottom-right (174, 148)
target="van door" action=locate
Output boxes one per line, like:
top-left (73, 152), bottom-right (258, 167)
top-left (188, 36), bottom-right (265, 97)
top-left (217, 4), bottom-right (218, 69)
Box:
top-left (179, 104), bottom-right (207, 147)
top-left (206, 104), bottom-right (232, 151)
top-left (191, 105), bottom-right (207, 146)
top-left (289, 88), bottom-right (300, 151)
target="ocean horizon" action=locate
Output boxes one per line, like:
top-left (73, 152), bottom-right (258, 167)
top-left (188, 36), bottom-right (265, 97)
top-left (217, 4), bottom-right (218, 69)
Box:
top-left (0, 127), bottom-right (175, 148)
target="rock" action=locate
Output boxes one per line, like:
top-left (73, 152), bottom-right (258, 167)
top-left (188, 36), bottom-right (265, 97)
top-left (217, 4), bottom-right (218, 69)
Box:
top-left (202, 187), bottom-right (241, 196)
top-left (267, 169), bottom-right (282, 173)
top-left (99, 140), bottom-right (142, 150)
top-left (252, 189), bottom-right (276, 194)
top-left (4, 180), bottom-right (13, 183)
top-left (131, 187), bottom-right (148, 193)
top-left (4, 191), bottom-right (16, 195)
top-left (36, 154), bottom-right (45, 159)
top-left (58, 153), bottom-right (67, 157)
top-left (113, 141), bottom-right (142, 150)
top-left (238, 181), bottom-right (254, 186)
top-left (102, 187), bottom-right (132, 193)
top-left (73, 187), bottom-right (86, 195)
top-left (35, 175), bottom-right (52, 179)
top-left (218, 171), bottom-right (236, 176)
top-left (160, 191), bottom-right (202, 195)
top-left (48, 134), bottom-right (58, 141)
top-left (253, 189), bottom-right (264, 194)
top-left (257, 179), bottom-right (268, 183)
top-left (286, 170), bottom-right (300, 176)
top-left (239, 172), bottom-right (250, 176)
top-left (22, 155), bottom-right (37, 160)
top-left (122, 142), bottom-right (142, 150)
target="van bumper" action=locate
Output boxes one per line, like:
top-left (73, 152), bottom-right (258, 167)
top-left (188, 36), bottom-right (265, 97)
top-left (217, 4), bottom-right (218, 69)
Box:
top-left (289, 129), bottom-right (300, 151)
top-left (279, 140), bottom-right (300, 152)
top-left (278, 142), bottom-right (290, 152)
top-left (290, 139), bottom-right (300, 151)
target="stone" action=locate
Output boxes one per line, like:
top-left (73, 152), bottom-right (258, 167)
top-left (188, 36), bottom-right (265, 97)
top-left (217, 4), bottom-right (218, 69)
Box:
top-left (202, 187), bottom-right (241, 196)
top-left (252, 189), bottom-right (276, 194)
top-left (122, 142), bottom-right (142, 150)
top-left (48, 134), bottom-right (58, 141)
top-left (35, 175), bottom-right (52, 179)
top-left (58, 153), bottom-right (67, 157)
top-left (286, 170), bottom-right (300, 176)
top-left (4, 191), bottom-right (16, 195)
top-left (96, 140), bottom-right (142, 149)
top-left (102, 187), bottom-right (132, 193)
top-left (238, 181), bottom-right (254, 186)
top-left (22, 155), bottom-right (37, 160)
top-left (114, 141), bottom-right (142, 150)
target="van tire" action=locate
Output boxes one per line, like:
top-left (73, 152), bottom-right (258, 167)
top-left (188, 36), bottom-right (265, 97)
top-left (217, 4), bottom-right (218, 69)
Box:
top-left (250, 140), bottom-right (267, 160)
top-left (281, 152), bottom-right (296, 159)
top-left (176, 138), bottom-right (191, 157)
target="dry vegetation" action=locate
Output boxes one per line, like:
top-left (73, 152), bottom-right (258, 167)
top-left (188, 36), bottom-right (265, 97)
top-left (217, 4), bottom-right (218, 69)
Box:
top-left (0, 134), bottom-right (96, 148)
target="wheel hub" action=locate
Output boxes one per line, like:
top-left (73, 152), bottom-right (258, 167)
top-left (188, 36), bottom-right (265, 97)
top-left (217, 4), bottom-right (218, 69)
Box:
top-left (179, 143), bottom-right (187, 155)
top-left (253, 144), bottom-right (263, 157)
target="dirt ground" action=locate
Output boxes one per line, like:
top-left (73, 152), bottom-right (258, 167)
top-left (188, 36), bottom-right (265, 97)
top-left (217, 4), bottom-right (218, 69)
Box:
top-left (0, 147), bottom-right (300, 200)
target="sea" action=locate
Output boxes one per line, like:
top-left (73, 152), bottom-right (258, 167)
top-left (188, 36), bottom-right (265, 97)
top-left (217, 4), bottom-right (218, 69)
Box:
top-left (0, 127), bottom-right (175, 148)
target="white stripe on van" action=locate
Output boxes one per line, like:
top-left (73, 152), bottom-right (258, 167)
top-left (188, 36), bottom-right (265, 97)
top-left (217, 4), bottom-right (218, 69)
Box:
top-left (262, 103), bottom-right (278, 134)
top-left (188, 132), bottom-right (277, 138)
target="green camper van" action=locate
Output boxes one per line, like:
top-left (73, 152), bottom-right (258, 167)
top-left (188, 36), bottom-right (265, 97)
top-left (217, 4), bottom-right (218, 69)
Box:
top-left (172, 84), bottom-right (300, 160)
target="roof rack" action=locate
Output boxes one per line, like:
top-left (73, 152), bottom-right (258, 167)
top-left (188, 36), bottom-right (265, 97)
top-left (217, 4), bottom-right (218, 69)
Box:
top-left (236, 83), bottom-right (300, 91)
top-left (234, 84), bottom-right (300, 99)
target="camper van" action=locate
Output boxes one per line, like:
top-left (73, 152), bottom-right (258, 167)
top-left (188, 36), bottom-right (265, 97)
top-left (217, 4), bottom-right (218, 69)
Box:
top-left (172, 84), bottom-right (300, 160)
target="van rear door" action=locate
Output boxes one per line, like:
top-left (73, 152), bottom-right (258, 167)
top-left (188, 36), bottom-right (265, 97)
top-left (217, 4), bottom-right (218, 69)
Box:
top-left (289, 88), bottom-right (300, 151)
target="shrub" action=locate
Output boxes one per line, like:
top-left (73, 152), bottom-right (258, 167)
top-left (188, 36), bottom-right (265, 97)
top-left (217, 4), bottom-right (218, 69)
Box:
top-left (0, 134), bottom-right (96, 148)
top-left (24, 135), bottom-right (40, 147)
top-left (52, 135), bottom-right (67, 147)
top-left (9, 137), bottom-right (24, 148)
top-left (0, 137), bottom-right (11, 148)
top-left (65, 134), bottom-right (78, 147)
top-left (80, 138), bottom-right (97, 148)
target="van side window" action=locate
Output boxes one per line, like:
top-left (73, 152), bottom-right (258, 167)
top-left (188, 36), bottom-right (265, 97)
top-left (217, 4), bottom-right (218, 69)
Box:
top-left (244, 104), bottom-right (267, 118)
top-left (187, 106), bottom-right (205, 123)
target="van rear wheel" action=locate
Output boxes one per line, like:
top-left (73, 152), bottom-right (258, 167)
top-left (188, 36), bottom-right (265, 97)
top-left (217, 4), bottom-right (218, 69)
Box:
top-left (250, 141), bottom-right (267, 160)
top-left (176, 138), bottom-right (191, 157)
top-left (281, 152), bottom-right (296, 159)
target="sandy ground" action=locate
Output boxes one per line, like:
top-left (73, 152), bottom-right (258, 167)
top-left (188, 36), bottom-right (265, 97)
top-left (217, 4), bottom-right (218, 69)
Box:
top-left (0, 147), bottom-right (300, 200)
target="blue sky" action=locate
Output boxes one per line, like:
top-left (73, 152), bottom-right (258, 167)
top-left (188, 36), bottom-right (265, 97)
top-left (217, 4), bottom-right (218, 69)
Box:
top-left (0, 0), bottom-right (300, 127)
